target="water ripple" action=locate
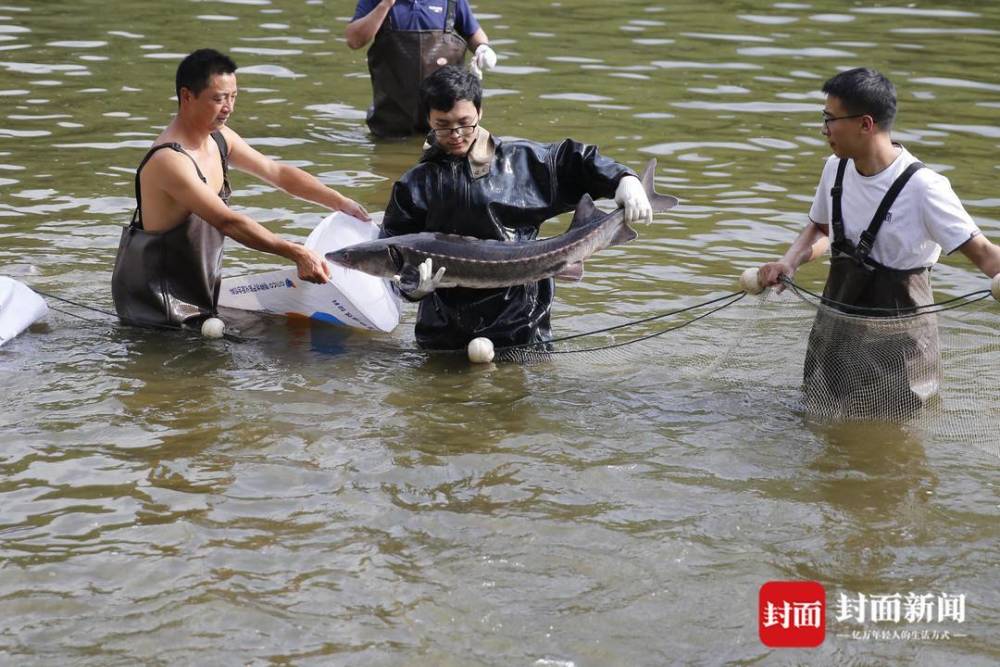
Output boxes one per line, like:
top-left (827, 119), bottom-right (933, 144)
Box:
top-left (492, 65), bottom-right (549, 75)
top-left (51, 140), bottom-right (153, 149)
top-left (651, 60), bottom-right (761, 70)
top-left (0, 62), bottom-right (88, 74)
top-left (0, 129), bottom-right (50, 137)
top-left (927, 124), bottom-right (1000, 139)
top-left (672, 101), bottom-right (817, 113)
top-left (639, 141), bottom-right (766, 157)
top-left (47, 40), bottom-right (107, 48)
top-left (305, 103), bottom-right (367, 120)
top-left (738, 15), bottom-right (798, 25)
top-left (681, 32), bottom-right (773, 43)
top-left (892, 27), bottom-right (998, 35)
top-left (911, 77), bottom-right (1000, 93)
top-left (739, 47), bottom-right (855, 58)
top-left (540, 93), bottom-right (612, 103)
top-left (236, 64), bottom-right (304, 79)
top-left (852, 7), bottom-right (978, 18)
top-left (807, 13), bottom-right (854, 24)
top-left (230, 47), bottom-right (303, 57)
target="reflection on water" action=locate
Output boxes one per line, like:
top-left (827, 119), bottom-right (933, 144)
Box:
top-left (2, 0), bottom-right (999, 663)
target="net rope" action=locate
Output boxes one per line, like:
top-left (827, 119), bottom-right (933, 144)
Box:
top-left (30, 288), bottom-right (249, 342)
top-left (466, 278), bottom-right (998, 456)
top-left (26, 282), bottom-right (999, 454)
top-left (491, 291), bottom-right (746, 363)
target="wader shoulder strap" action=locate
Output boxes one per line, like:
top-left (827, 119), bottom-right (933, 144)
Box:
top-left (131, 143), bottom-right (209, 229)
top-left (830, 158), bottom-right (925, 262)
top-left (830, 158), bottom-right (849, 247)
top-left (210, 130), bottom-right (229, 172)
top-left (209, 130), bottom-right (231, 197)
top-left (445, 0), bottom-right (457, 34)
top-left (858, 161), bottom-right (925, 260)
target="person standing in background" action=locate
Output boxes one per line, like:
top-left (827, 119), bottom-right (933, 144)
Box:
top-left (345, 0), bottom-right (497, 137)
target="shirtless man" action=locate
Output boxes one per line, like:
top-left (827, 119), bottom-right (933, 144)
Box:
top-left (112, 48), bottom-right (369, 328)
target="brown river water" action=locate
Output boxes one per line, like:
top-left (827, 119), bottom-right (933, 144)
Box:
top-left (1, 1), bottom-right (998, 664)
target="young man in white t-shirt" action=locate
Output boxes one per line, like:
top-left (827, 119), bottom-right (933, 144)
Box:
top-left (759, 67), bottom-right (999, 297)
top-left (756, 67), bottom-right (1000, 414)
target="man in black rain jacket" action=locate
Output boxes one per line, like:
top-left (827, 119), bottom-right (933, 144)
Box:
top-left (382, 65), bottom-right (652, 350)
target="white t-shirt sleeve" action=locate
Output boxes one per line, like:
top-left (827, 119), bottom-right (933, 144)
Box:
top-left (808, 156), bottom-right (837, 226)
top-left (919, 173), bottom-right (980, 255)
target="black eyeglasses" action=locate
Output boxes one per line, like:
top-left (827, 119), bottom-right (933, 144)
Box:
top-left (431, 123), bottom-right (478, 138)
top-left (822, 113), bottom-right (866, 128)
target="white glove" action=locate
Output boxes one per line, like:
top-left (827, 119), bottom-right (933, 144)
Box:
top-left (393, 257), bottom-right (447, 300)
top-left (469, 44), bottom-right (497, 80)
top-left (615, 175), bottom-right (653, 224)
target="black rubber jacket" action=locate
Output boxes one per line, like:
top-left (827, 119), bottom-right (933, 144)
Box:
top-left (382, 134), bottom-right (635, 350)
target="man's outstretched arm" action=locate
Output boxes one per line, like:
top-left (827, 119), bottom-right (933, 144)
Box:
top-left (149, 149), bottom-right (331, 284)
top-left (958, 234), bottom-right (1000, 278)
top-left (222, 127), bottom-right (370, 221)
top-left (758, 221), bottom-right (831, 290)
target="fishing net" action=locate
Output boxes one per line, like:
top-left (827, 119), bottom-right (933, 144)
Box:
top-left (702, 284), bottom-right (999, 456)
top-left (493, 280), bottom-right (999, 456)
top-left (33, 277), bottom-right (998, 455)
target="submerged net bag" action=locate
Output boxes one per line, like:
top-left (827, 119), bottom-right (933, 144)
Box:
top-left (800, 302), bottom-right (940, 419)
top-left (701, 284), bottom-right (999, 456)
top-left (487, 279), bottom-right (998, 456)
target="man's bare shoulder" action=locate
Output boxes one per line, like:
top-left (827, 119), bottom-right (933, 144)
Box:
top-left (143, 144), bottom-right (185, 168)
top-left (142, 145), bottom-right (202, 189)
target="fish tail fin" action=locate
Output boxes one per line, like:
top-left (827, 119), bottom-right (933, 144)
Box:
top-left (640, 158), bottom-right (680, 213)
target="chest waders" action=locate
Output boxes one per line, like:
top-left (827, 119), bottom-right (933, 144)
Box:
top-left (803, 158), bottom-right (942, 416)
top-left (111, 131), bottom-right (231, 328)
top-left (365, 0), bottom-right (468, 137)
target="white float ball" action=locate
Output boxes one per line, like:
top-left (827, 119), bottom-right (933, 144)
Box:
top-left (467, 337), bottom-right (495, 364)
top-left (201, 317), bottom-right (226, 339)
top-left (992, 273), bottom-right (1000, 302)
top-left (739, 267), bottom-right (764, 295)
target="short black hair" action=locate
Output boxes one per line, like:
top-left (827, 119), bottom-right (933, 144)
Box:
top-left (822, 67), bottom-right (897, 131)
top-left (175, 48), bottom-right (237, 101)
top-left (419, 65), bottom-right (482, 119)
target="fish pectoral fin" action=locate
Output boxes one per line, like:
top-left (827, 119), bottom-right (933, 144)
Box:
top-left (555, 261), bottom-right (585, 282)
top-left (609, 223), bottom-right (638, 247)
top-left (393, 263), bottom-right (422, 290)
top-left (568, 194), bottom-right (600, 231)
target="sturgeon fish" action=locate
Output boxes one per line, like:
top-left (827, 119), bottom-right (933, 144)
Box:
top-left (325, 159), bottom-right (678, 289)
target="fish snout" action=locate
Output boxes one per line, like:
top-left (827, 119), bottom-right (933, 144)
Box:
top-left (325, 248), bottom-right (350, 266)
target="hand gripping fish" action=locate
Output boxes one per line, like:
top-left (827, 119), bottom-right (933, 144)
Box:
top-left (325, 159), bottom-right (678, 289)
